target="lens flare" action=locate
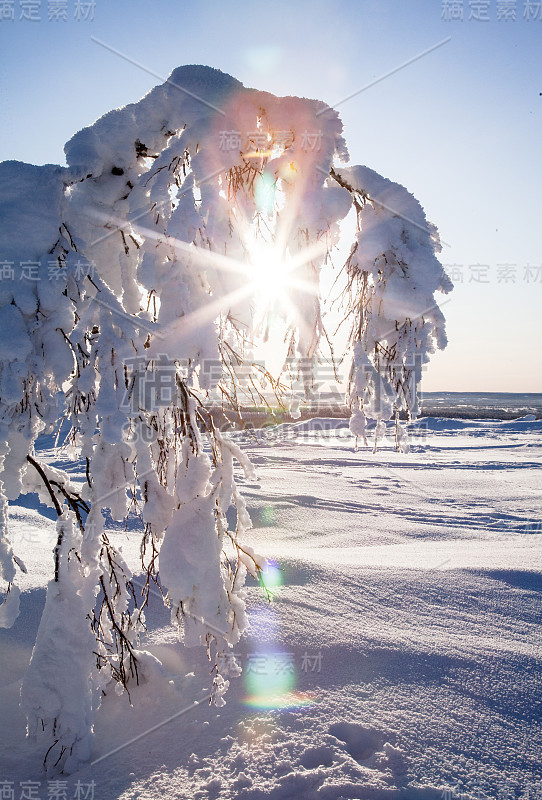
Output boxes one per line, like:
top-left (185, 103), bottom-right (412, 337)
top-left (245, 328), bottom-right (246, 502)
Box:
top-left (243, 691), bottom-right (315, 710)
top-left (259, 505), bottom-right (276, 526)
top-left (243, 563), bottom-right (318, 710)
top-left (243, 650), bottom-right (317, 710)
top-left (254, 172), bottom-right (276, 215)
top-left (243, 651), bottom-right (316, 710)
top-left (259, 559), bottom-right (283, 592)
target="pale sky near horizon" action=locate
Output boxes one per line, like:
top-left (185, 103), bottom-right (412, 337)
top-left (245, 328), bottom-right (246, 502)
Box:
top-left (0, 0), bottom-right (540, 392)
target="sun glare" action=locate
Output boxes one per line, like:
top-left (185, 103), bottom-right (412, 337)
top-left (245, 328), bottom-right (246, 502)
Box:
top-left (248, 242), bottom-right (292, 300)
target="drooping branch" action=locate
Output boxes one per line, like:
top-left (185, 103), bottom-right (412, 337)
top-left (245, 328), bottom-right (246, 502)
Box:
top-left (26, 455), bottom-right (63, 517)
top-left (0, 65), bottom-right (450, 774)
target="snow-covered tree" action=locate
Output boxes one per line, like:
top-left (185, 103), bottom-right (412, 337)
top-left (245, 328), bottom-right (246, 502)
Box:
top-left (0, 65), bottom-right (452, 772)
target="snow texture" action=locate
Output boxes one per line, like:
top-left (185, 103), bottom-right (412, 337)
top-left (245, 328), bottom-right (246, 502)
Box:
top-left (0, 416), bottom-right (540, 798)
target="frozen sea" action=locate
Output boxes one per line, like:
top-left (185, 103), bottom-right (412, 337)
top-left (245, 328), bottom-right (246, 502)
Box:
top-left (419, 392), bottom-right (542, 420)
top-left (0, 404), bottom-right (541, 799)
top-left (238, 393), bottom-right (542, 427)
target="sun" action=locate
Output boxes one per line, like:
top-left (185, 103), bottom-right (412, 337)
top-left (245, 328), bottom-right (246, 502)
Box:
top-left (247, 241), bottom-right (293, 301)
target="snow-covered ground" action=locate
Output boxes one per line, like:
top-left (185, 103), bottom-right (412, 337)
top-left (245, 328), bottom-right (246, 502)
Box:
top-left (1, 416), bottom-right (541, 799)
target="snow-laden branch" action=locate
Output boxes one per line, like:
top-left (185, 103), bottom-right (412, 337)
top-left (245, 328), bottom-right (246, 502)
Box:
top-left (0, 65), bottom-right (451, 772)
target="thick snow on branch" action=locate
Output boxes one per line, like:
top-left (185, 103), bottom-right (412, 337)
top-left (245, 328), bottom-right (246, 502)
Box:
top-left (0, 65), bottom-right (450, 771)
top-left (332, 165), bottom-right (453, 447)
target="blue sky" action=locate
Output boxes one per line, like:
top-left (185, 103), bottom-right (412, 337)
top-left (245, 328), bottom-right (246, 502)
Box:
top-left (1, 0), bottom-right (541, 391)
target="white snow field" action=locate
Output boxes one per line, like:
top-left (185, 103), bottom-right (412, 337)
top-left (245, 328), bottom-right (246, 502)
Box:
top-left (1, 415), bottom-right (541, 800)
